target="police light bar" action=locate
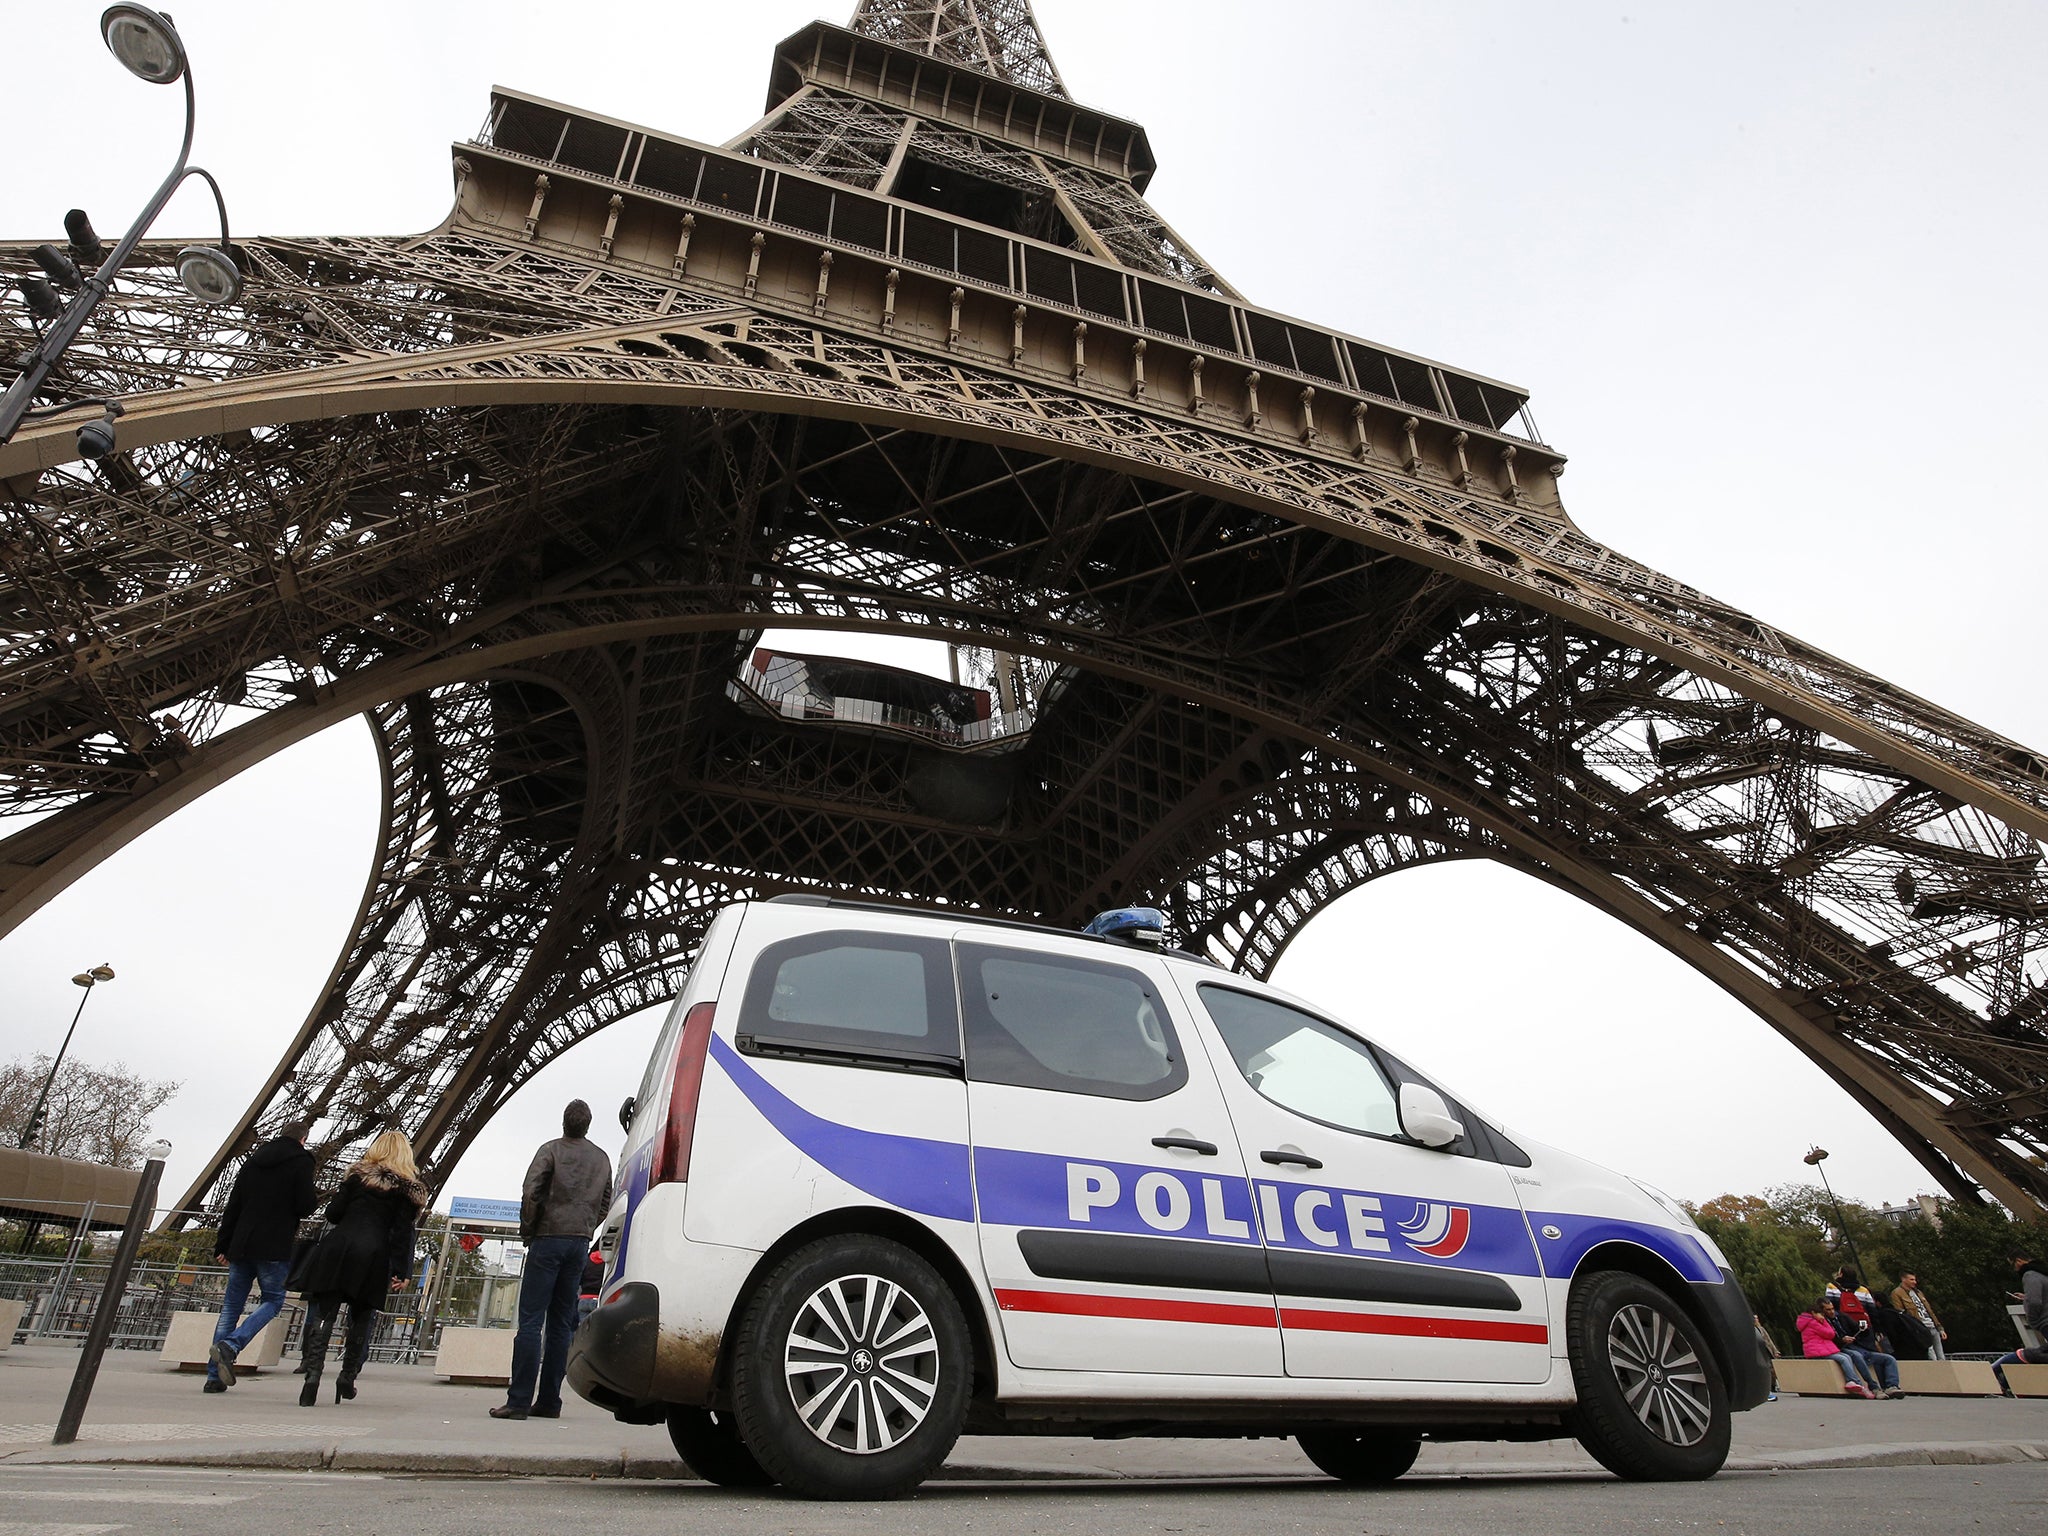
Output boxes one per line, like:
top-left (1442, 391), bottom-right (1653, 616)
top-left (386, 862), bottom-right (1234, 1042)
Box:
top-left (1083, 906), bottom-right (1166, 945)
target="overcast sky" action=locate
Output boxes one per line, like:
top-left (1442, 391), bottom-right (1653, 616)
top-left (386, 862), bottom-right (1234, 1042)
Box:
top-left (3, 2), bottom-right (2043, 1222)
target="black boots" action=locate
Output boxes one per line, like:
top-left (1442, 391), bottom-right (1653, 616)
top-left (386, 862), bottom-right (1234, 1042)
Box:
top-left (298, 1297), bottom-right (336, 1407)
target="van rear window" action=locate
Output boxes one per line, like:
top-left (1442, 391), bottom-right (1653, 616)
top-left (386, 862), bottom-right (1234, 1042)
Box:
top-left (736, 930), bottom-right (959, 1067)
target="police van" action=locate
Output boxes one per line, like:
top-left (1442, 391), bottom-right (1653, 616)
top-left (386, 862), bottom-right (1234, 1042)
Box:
top-left (567, 896), bottom-right (1767, 1499)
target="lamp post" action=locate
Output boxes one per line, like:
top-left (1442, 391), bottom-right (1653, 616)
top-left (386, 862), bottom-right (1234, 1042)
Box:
top-left (0, 5), bottom-right (244, 457)
top-left (1802, 1145), bottom-right (1868, 1286)
top-left (17, 965), bottom-right (117, 1152)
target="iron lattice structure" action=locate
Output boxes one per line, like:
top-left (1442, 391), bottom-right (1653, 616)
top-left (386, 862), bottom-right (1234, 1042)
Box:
top-left (1, 2), bottom-right (2045, 1218)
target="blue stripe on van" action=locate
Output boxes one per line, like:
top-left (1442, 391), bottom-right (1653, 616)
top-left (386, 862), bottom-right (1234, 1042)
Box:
top-left (1526, 1210), bottom-right (1722, 1284)
top-left (707, 1033), bottom-right (974, 1222)
top-left (704, 1032), bottom-right (1709, 1284)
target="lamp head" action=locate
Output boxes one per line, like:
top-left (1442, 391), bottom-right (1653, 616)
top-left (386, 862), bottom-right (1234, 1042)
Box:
top-left (1802, 1146), bottom-right (1829, 1166)
top-left (65, 210), bottom-right (107, 268)
top-left (32, 245), bottom-right (82, 292)
top-left (72, 972), bottom-right (96, 988)
top-left (176, 246), bottom-right (242, 305)
top-left (89, 964), bottom-right (116, 982)
top-left (142, 1138), bottom-right (173, 1162)
top-left (101, 5), bottom-right (187, 85)
top-left (19, 276), bottom-right (64, 321)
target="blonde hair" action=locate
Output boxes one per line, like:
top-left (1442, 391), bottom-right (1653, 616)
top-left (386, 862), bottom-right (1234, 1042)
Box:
top-left (355, 1129), bottom-right (418, 1183)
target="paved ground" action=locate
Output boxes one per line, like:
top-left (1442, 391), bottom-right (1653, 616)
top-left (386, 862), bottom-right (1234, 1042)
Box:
top-left (3, 1341), bottom-right (2044, 1484)
top-left (0, 1460), bottom-right (2043, 1535)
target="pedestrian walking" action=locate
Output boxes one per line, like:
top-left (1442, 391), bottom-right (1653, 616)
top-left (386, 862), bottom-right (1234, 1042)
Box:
top-left (288, 1129), bottom-right (428, 1407)
top-left (1889, 1272), bottom-right (1948, 1361)
top-left (205, 1119), bottom-right (318, 1393)
top-left (1992, 1249), bottom-right (2048, 1395)
top-left (491, 1099), bottom-right (612, 1421)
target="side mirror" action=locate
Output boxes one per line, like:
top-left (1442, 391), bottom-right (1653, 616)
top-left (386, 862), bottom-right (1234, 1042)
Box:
top-left (618, 1095), bottom-right (637, 1134)
top-left (1398, 1082), bottom-right (1464, 1149)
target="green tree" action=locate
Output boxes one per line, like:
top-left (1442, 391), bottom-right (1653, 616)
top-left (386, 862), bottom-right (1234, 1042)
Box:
top-left (1693, 1200), bottom-right (1827, 1347)
top-left (1864, 1201), bottom-right (2048, 1353)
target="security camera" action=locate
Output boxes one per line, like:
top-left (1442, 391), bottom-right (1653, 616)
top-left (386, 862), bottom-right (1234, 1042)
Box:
top-left (77, 410), bottom-right (119, 460)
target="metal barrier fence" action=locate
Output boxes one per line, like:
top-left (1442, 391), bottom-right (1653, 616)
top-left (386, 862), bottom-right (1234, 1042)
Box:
top-left (0, 1255), bottom-right (443, 1362)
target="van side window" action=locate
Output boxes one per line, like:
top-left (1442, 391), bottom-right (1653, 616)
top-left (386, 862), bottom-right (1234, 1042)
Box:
top-left (1198, 985), bottom-right (1401, 1138)
top-left (737, 931), bottom-right (959, 1067)
top-left (959, 943), bottom-right (1185, 1101)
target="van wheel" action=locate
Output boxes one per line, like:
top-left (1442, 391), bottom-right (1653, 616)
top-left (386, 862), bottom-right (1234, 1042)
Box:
top-left (1295, 1430), bottom-right (1421, 1484)
top-left (1565, 1270), bottom-right (1730, 1480)
top-left (731, 1234), bottom-right (971, 1500)
top-left (666, 1407), bottom-right (773, 1487)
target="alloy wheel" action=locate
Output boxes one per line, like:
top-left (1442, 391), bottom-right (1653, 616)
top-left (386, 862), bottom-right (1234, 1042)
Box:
top-left (782, 1272), bottom-right (940, 1454)
top-left (1606, 1301), bottom-right (1712, 1446)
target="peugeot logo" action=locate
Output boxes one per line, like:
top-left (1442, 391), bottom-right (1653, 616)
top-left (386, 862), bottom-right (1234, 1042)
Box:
top-left (852, 1347), bottom-right (875, 1374)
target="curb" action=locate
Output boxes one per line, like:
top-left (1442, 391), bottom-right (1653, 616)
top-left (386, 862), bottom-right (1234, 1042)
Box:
top-left (4, 1439), bottom-right (2046, 1481)
top-left (1725, 1440), bottom-right (2048, 1472)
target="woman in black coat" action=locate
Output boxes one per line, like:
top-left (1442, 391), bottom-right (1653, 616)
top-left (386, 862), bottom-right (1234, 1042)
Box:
top-left (290, 1129), bottom-right (428, 1406)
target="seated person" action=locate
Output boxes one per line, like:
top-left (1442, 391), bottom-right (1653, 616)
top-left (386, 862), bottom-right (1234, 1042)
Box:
top-left (1993, 1250), bottom-right (2048, 1395)
top-left (1820, 1296), bottom-right (1901, 1397)
top-left (1795, 1301), bottom-right (1877, 1398)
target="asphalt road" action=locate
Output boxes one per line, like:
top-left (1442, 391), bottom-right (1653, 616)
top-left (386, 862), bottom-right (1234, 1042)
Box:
top-left (0, 1461), bottom-right (2040, 1536)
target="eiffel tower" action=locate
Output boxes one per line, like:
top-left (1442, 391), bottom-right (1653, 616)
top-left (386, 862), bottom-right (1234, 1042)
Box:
top-left (3, 1), bottom-right (2044, 1219)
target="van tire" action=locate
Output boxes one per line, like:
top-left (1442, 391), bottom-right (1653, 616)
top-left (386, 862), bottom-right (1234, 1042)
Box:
top-left (667, 1407), bottom-right (774, 1487)
top-left (1294, 1430), bottom-right (1421, 1484)
top-left (731, 1234), bottom-right (971, 1500)
top-left (1565, 1269), bottom-right (1730, 1480)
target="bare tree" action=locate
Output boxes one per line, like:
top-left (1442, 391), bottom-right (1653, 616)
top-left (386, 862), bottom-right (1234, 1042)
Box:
top-left (0, 1054), bottom-right (179, 1167)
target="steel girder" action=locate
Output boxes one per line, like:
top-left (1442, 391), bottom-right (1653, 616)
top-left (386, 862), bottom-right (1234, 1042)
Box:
top-left (845, 0), bottom-right (1068, 98)
top-left (0, 4), bottom-right (2042, 1218)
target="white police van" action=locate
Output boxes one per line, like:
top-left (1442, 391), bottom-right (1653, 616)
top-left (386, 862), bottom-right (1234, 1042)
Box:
top-left (567, 897), bottom-right (1766, 1499)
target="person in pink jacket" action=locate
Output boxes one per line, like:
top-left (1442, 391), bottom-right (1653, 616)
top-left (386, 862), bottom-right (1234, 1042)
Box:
top-left (1796, 1302), bottom-right (1878, 1397)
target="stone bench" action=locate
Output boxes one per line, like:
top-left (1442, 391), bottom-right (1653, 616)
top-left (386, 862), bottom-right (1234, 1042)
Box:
top-left (160, 1309), bottom-right (286, 1372)
top-left (2003, 1363), bottom-right (2048, 1397)
top-left (433, 1325), bottom-right (514, 1385)
top-left (1896, 1360), bottom-right (2002, 1396)
top-left (0, 1297), bottom-right (23, 1352)
top-left (1772, 1357), bottom-right (1854, 1395)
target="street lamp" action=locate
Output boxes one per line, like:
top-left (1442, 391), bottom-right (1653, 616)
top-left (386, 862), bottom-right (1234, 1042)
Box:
top-left (17, 964), bottom-right (117, 1152)
top-left (0, 5), bottom-right (242, 458)
top-left (1802, 1145), bottom-right (1869, 1287)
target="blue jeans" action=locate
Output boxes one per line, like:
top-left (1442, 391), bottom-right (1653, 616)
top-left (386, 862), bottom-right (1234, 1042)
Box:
top-left (208, 1259), bottom-right (289, 1383)
top-left (1847, 1347), bottom-right (1898, 1391)
top-left (1993, 1345), bottom-right (2048, 1390)
top-left (1817, 1351), bottom-right (1873, 1389)
top-left (506, 1235), bottom-right (584, 1413)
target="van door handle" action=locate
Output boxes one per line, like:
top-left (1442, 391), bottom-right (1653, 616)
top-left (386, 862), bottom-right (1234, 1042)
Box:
top-left (1260, 1148), bottom-right (1324, 1169)
top-left (1151, 1136), bottom-right (1219, 1156)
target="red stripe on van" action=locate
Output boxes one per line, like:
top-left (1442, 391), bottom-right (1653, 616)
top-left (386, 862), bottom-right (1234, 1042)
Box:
top-left (992, 1288), bottom-right (1547, 1346)
top-left (1281, 1307), bottom-right (1548, 1344)
top-left (994, 1289), bottom-right (1277, 1329)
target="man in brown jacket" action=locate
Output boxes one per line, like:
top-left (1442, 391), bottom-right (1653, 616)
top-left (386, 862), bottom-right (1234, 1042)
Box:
top-left (1891, 1273), bottom-right (1947, 1361)
top-left (491, 1099), bottom-right (613, 1420)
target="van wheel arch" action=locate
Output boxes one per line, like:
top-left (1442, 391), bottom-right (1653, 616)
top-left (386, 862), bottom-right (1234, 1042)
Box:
top-left (1569, 1241), bottom-right (1732, 1390)
top-left (713, 1208), bottom-right (997, 1406)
